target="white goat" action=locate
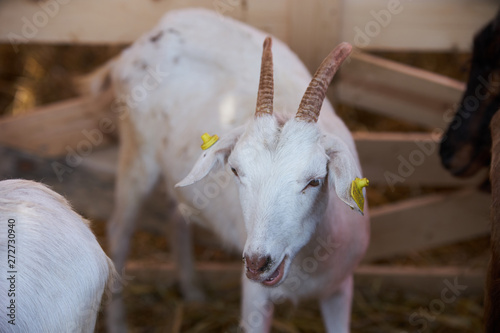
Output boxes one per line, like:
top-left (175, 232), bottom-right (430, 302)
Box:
top-left (86, 8), bottom-right (370, 332)
top-left (0, 179), bottom-right (115, 332)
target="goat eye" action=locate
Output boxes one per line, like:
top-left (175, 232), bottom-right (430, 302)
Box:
top-left (308, 179), bottom-right (321, 187)
top-left (231, 167), bottom-right (239, 177)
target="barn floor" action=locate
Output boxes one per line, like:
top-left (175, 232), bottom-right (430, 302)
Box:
top-left (90, 219), bottom-right (489, 333)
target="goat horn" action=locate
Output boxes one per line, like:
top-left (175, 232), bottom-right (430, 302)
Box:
top-left (296, 42), bottom-right (352, 123)
top-left (255, 37), bottom-right (274, 118)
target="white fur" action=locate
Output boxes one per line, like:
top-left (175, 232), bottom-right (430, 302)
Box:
top-left (0, 179), bottom-right (115, 333)
top-left (85, 8), bottom-right (370, 333)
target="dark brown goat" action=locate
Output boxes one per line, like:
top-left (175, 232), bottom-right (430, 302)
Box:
top-left (439, 10), bottom-right (500, 333)
top-left (440, 10), bottom-right (500, 177)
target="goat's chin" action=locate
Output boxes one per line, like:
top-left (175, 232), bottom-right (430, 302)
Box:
top-left (442, 145), bottom-right (490, 178)
top-left (448, 154), bottom-right (489, 178)
top-left (261, 255), bottom-right (288, 287)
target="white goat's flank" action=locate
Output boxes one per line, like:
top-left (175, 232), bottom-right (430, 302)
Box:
top-left (87, 8), bottom-right (370, 332)
top-left (0, 179), bottom-right (114, 333)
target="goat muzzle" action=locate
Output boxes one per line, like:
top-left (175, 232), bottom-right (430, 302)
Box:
top-left (245, 255), bottom-right (271, 280)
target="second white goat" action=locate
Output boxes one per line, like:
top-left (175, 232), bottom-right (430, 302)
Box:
top-left (0, 179), bottom-right (115, 333)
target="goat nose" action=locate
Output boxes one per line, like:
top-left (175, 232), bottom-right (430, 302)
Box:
top-left (245, 255), bottom-right (271, 280)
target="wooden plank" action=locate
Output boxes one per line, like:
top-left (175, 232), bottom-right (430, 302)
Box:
top-left (0, 0), bottom-right (206, 45)
top-left (0, 93), bottom-right (114, 157)
top-left (342, 0), bottom-right (497, 52)
top-left (365, 189), bottom-right (491, 261)
top-left (355, 265), bottom-right (484, 297)
top-left (336, 52), bottom-right (466, 129)
top-left (354, 131), bottom-right (488, 187)
top-left (1, 0), bottom-right (495, 52)
top-left (0, 0), bottom-right (287, 47)
top-left (288, 0), bottom-right (342, 73)
top-left (124, 261), bottom-right (485, 297)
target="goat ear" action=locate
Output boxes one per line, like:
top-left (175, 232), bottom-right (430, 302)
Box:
top-left (175, 126), bottom-right (244, 187)
top-left (323, 135), bottom-right (365, 215)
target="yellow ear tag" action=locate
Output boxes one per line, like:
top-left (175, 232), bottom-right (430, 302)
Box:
top-left (350, 177), bottom-right (369, 213)
top-left (201, 133), bottom-right (219, 150)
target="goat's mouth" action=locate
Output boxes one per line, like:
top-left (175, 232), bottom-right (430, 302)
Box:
top-left (440, 142), bottom-right (490, 178)
top-left (261, 257), bottom-right (286, 287)
top-left (444, 150), bottom-right (490, 178)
